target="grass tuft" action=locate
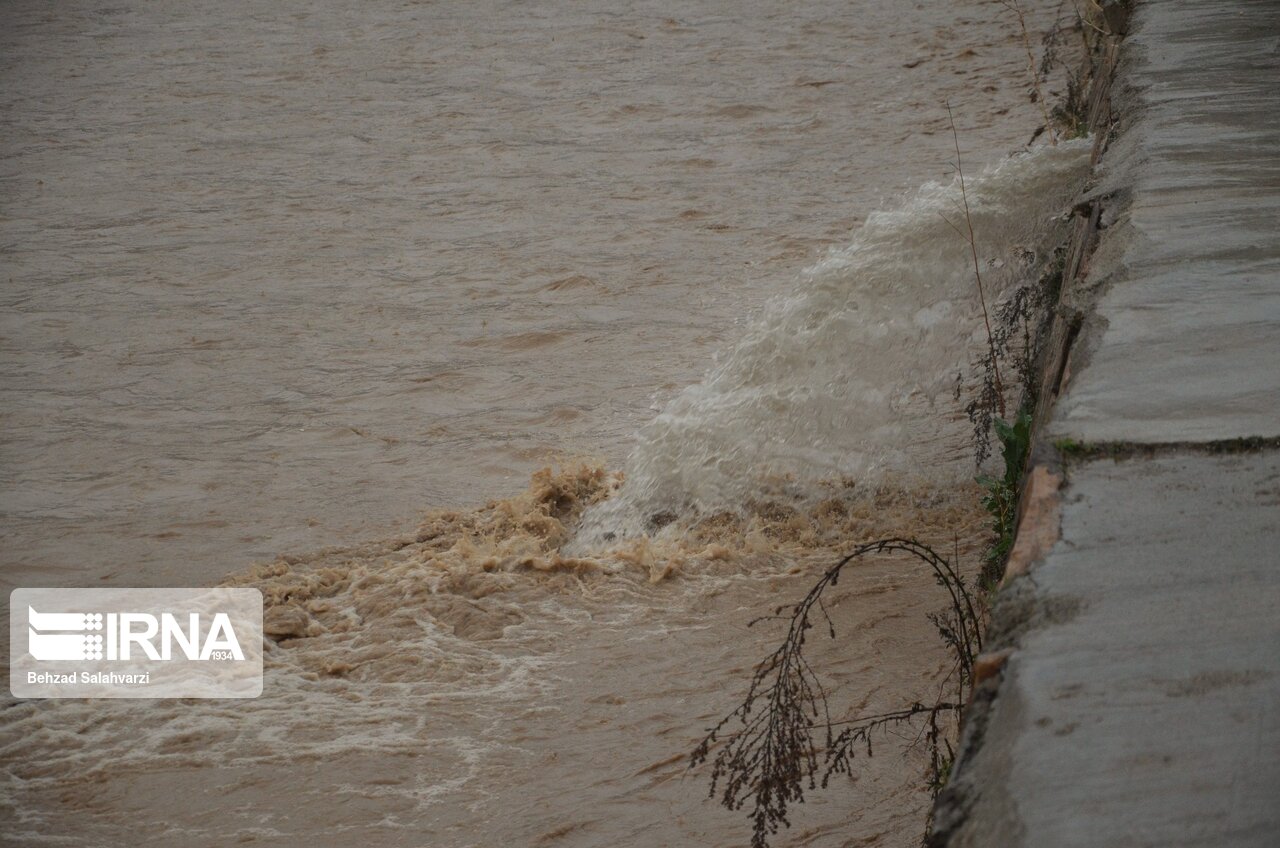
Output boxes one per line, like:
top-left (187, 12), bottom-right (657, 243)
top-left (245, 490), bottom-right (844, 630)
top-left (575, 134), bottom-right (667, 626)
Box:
top-left (977, 410), bottom-right (1033, 588)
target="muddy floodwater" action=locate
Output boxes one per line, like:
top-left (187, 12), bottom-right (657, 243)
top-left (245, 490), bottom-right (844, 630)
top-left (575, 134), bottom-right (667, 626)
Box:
top-left (2, 1), bottom-right (1081, 845)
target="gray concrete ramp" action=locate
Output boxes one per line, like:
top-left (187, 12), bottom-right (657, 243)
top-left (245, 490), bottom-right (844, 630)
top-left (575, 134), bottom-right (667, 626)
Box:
top-left (941, 453), bottom-right (1280, 847)
top-left (1057, 0), bottom-right (1280, 443)
top-left (932, 1), bottom-right (1280, 845)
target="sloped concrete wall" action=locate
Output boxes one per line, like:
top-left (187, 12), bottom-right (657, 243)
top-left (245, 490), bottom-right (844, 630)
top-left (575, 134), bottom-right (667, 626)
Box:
top-left (931, 1), bottom-right (1280, 845)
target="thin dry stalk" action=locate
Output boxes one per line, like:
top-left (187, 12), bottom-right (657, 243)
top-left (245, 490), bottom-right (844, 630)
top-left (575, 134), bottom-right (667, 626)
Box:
top-left (1073, 0), bottom-right (1110, 36)
top-left (1000, 0), bottom-right (1058, 144)
top-left (690, 538), bottom-right (984, 848)
top-left (944, 103), bottom-right (1006, 418)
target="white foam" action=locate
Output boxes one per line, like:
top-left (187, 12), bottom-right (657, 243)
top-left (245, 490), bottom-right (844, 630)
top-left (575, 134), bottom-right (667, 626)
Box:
top-left (578, 141), bottom-right (1091, 544)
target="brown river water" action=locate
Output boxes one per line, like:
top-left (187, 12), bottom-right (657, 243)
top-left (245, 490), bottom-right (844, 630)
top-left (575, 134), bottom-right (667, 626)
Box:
top-left (1, 1), bottom-right (1087, 845)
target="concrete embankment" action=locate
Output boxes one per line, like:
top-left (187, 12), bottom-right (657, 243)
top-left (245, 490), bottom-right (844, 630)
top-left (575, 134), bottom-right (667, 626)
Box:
top-left (932, 1), bottom-right (1280, 845)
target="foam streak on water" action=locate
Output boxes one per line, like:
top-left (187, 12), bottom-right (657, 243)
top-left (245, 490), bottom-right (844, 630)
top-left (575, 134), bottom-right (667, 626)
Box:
top-left (579, 141), bottom-right (1091, 543)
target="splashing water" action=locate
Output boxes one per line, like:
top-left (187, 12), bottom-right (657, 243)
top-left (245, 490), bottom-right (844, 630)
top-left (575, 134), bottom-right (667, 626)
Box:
top-left (576, 140), bottom-right (1091, 546)
top-left (0, 143), bottom-right (1092, 848)
top-left (1, 142), bottom-right (1091, 848)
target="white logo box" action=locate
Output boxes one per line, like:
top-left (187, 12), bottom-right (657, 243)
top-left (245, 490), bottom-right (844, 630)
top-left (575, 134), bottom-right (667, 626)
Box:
top-left (10, 588), bottom-right (263, 699)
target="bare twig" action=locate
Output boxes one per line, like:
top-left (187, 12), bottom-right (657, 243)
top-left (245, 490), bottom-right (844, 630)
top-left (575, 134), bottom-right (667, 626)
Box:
top-left (1073, 0), bottom-right (1109, 35)
top-left (690, 538), bottom-right (984, 848)
top-left (945, 104), bottom-right (1006, 418)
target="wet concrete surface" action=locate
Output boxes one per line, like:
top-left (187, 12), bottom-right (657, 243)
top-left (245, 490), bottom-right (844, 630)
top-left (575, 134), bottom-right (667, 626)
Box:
top-left (1056, 0), bottom-right (1280, 444)
top-left (935, 1), bottom-right (1280, 845)
top-left (942, 453), bottom-right (1280, 847)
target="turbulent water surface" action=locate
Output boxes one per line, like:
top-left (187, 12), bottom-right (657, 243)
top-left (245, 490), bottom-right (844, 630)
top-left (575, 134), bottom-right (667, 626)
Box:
top-left (2, 1), bottom-right (1085, 845)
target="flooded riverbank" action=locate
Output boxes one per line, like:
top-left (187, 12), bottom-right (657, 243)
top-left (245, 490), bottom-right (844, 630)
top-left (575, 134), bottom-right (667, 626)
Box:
top-left (2, 1), bottom-right (1081, 844)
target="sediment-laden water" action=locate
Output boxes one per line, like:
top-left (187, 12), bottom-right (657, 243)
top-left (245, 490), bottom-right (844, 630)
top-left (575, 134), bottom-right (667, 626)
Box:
top-left (2, 1), bottom-right (1084, 845)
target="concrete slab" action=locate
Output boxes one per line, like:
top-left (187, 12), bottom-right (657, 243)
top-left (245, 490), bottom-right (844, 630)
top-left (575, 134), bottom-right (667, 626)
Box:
top-left (941, 451), bottom-right (1280, 847)
top-left (935, 2), bottom-right (1280, 845)
top-left (1052, 0), bottom-right (1280, 444)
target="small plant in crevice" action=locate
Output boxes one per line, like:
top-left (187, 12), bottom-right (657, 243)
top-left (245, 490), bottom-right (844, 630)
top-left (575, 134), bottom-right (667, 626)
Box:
top-left (965, 249), bottom-right (1064, 583)
top-left (1053, 73), bottom-right (1091, 141)
top-left (965, 246), bottom-right (1064, 466)
top-left (976, 410), bottom-right (1032, 588)
top-left (1048, 0), bottom-right (1119, 140)
top-left (689, 539), bottom-right (983, 848)
top-left (1023, 0), bottom-right (1099, 144)
top-left (943, 102), bottom-right (1065, 467)
top-left (1050, 34), bottom-right (1095, 143)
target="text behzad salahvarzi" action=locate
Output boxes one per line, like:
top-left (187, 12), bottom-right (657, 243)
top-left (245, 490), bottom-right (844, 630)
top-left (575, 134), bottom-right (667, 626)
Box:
top-left (10, 588), bottom-right (263, 698)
